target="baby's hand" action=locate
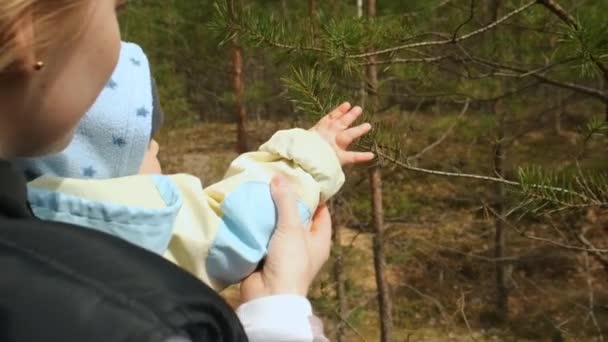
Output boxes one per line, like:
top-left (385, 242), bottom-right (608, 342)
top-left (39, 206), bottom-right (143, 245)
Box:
top-left (310, 102), bottom-right (374, 166)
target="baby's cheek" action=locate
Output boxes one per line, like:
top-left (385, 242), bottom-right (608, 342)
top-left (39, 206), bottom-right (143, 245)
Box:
top-left (139, 147), bottom-right (162, 174)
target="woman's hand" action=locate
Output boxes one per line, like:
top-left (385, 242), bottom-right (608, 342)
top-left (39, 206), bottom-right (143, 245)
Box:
top-left (310, 102), bottom-right (375, 166)
top-left (240, 175), bottom-right (333, 302)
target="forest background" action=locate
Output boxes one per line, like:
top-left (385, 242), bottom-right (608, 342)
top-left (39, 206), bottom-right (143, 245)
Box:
top-left (120, 1), bottom-right (608, 340)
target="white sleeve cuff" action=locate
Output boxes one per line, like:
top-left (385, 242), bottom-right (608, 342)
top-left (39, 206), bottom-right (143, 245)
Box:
top-left (259, 128), bottom-right (345, 201)
top-left (236, 295), bottom-right (314, 341)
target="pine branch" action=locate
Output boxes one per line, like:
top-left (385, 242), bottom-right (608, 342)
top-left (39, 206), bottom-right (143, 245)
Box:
top-left (517, 166), bottom-right (608, 211)
top-left (247, 32), bottom-right (327, 54)
top-left (373, 149), bottom-right (608, 211)
top-left (228, 1), bottom-right (536, 62)
top-left (486, 205), bottom-right (608, 254)
top-left (347, 1), bottom-right (537, 59)
top-left (577, 116), bottom-right (608, 160)
top-left (537, 0), bottom-right (608, 82)
top-left (281, 67), bottom-right (340, 117)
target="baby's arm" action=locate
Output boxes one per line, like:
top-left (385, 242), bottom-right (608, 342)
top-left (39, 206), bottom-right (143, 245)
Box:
top-left (27, 103), bottom-right (372, 290)
top-left (184, 103), bottom-right (372, 288)
top-left (27, 127), bottom-right (344, 290)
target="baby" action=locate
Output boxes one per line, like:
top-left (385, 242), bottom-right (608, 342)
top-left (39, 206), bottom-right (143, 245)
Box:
top-left (18, 42), bottom-right (373, 290)
top-left (18, 42), bottom-right (163, 180)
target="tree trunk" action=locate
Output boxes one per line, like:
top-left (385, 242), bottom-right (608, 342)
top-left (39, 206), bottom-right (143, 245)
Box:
top-left (281, 0), bottom-right (288, 18)
top-left (490, 0), bottom-right (509, 320)
top-left (308, 0), bottom-right (316, 18)
top-left (493, 101), bottom-right (509, 320)
top-left (369, 167), bottom-right (392, 341)
top-left (228, 0), bottom-right (248, 153)
top-left (231, 44), bottom-right (248, 153)
top-left (555, 90), bottom-right (563, 135)
top-left (308, 0), bottom-right (316, 43)
top-left (366, 1), bottom-right (393, 341)
top-left (330, 0), bottom-right (340, 16)
top-left (331, 200), bottom-right (347, 342)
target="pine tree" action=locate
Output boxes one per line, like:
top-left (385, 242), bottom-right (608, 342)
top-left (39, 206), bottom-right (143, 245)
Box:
top-left (208, 0), bottom-right (608, 337)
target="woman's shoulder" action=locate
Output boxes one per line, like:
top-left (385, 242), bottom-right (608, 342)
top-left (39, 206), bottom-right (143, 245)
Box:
top-left (0, 215), bottom-right (247, 342)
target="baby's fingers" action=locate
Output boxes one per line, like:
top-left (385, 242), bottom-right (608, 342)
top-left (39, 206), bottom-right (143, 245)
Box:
top-left (313, 102), bottom-right (351, 130)
top-left (337, 123), bottom-right (372, 148)
top-left (338, 106), bottom-right (363, 129)
top-left (328, 102), bottom-right (352, 120)
top-left (339, 151), bottom-right (375, 166)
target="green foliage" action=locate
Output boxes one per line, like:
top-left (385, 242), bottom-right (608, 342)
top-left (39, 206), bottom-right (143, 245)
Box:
top-left (122, 0), bottom-right (608, 216)
top-left (281, 67), bottom-right (341, 117)
top-left (516, 165), bottom-right (608, 215)
top-left (119, 1), bottom-right (608, 339)
top-left (564, 3), bottom-right (608, 78)
top-left (581, 115), bottom-right (608, 142)
top-left (214, 0), bottom-right (607, 216)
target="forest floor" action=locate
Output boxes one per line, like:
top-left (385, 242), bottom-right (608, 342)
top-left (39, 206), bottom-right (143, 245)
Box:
top-left (157, 110), bottom-right (608, 342)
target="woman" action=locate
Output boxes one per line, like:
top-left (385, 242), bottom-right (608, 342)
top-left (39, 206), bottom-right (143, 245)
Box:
top-left (0, 1), bottom-right (331, 341)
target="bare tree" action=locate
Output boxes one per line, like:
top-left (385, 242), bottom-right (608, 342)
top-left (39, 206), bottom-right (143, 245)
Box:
top-left (487, 0), bottom-right (509, 320)
top-left (228, 0), bottom-right (249, 153)
top-left (366, 1), bottom-right (393, 341)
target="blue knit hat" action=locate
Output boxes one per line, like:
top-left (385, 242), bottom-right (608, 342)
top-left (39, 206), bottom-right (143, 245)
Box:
top-left (17, 42), bottom-right (163, 180)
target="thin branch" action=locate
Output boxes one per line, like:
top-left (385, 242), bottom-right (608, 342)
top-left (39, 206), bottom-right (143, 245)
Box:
top-left (333, 309), bottom-right (369, 342)
top-left (402, 283), bottom-right (450, 324)
top-left (378, 150), bottom-right (519, 186)
top-left (537, 0), bottom-right (577, 27)
top-left (339, 77), bottom-right (541, 103)
top-left (486, 204), bottom-right (608, 253)
top-left (457, 291), bottom-right (479, 342)
top-left (501, 22), bottom-right (569, 36)
top-left (355, 55), bottom-right (451, 66)
top-left (583, 251), bottom-right (604, 342)
top-left (246, 30), bottom-right (327, 54)
top-left (517, 57), bottom-right (578, 78)
top-left (469, 56), bottom-right (608, 102)
top-left (410, 98), bottom-right (470, 160)
top-left (347, 1), bottom-right (537, 59)
top-left (577, 232), bottom-right (608, 268)
top-left (513, 274), bottom-right (581, 338)
top-left (452, 0), bottom-right (476, 42)
top-left (393, 235), bottom-right (520, 263)
top-left (373, 149), bottom-right (608, 209)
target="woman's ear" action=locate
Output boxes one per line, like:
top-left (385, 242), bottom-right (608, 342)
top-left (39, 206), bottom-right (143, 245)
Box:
top-left (3, 10), bottom-right (37, 73)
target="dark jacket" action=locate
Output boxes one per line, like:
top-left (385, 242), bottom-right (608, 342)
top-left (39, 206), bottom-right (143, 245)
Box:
top-left (0, 160), bottom-right (247, 342)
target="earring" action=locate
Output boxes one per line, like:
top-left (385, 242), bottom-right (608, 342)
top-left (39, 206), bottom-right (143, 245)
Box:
top-left (34, 61), bottom-right (45, 71)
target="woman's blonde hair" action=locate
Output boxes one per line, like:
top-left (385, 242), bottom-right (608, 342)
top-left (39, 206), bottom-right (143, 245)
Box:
top-left (0, 0), bottom-right (89, 72)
